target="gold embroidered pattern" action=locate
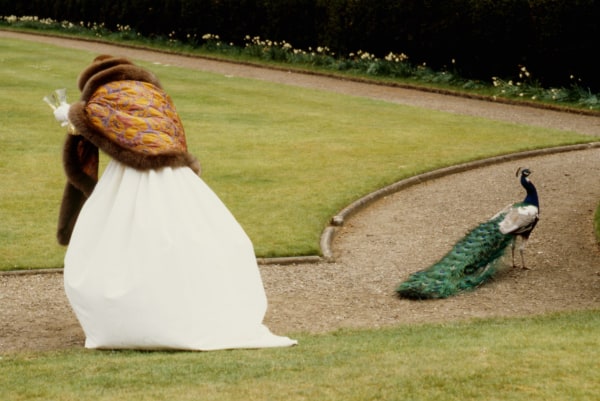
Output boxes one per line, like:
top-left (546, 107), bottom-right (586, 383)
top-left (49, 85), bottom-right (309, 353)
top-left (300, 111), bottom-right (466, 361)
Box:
top-left (86, 81), bottom-right (187, 155)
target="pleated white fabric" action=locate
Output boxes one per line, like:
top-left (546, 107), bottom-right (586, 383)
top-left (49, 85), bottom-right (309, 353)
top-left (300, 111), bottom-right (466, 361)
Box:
top-left (64, 160), bottom-right (297, 350)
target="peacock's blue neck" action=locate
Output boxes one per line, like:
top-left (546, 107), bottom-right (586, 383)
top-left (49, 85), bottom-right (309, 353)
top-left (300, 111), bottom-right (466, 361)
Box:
top-left (521, 175), bottom-right (539, 208)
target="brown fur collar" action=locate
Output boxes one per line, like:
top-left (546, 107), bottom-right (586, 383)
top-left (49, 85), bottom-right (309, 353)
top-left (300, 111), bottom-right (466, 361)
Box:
top-left (79, 60), bottom-right (163, 101)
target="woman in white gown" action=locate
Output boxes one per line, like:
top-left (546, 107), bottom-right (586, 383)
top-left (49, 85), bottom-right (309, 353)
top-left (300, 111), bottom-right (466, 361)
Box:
top-left (55, 55), bottom-right (296, 350)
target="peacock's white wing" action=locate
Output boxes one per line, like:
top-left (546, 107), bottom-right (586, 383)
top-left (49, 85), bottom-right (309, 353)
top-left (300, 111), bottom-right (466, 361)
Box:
top-left (498, 205), bottom-right (539, 234)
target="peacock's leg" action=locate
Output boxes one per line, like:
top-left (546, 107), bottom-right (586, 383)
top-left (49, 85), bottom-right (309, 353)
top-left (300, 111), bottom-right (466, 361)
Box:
top-left (519, 238), bottom-right (531, 270)
top-left (511, 238), bottom-right (517, 268)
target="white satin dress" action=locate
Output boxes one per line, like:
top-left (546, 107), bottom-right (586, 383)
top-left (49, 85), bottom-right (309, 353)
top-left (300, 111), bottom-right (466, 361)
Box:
top-left (64, 160), bottom-right (297, 350)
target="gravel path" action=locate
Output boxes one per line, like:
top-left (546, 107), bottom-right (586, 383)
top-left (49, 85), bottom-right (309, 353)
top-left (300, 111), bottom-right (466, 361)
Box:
top-left (1, 31), bottom-right (599, 353)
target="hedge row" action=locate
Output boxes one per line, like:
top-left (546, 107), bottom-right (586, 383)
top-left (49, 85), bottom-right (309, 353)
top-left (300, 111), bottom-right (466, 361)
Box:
top-left (2, 0), bottom-right (598, 90)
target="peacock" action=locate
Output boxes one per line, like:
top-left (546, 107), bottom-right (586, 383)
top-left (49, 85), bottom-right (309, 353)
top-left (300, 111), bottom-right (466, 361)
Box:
top-left (396, 167), bottom-right (539, 300)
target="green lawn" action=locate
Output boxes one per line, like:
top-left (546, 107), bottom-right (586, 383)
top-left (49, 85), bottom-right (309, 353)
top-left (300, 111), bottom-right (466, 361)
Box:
top-left (0, 37), bottom-right (594, 269)
top-left (1, 310), bottom-right (598, 401)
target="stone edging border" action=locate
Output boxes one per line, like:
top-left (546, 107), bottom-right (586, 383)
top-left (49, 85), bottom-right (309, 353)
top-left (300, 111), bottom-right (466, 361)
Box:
top-left (3, 142), bottom-right (599, 275)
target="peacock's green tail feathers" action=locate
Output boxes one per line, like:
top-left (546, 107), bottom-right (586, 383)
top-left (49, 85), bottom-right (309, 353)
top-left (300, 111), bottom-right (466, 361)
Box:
top-left (396, 213), bottom-right (513, 299)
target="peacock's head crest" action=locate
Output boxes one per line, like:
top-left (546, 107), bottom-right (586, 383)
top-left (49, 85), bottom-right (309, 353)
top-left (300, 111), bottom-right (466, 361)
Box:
top-left (516, 167), bottom-right (532, 177)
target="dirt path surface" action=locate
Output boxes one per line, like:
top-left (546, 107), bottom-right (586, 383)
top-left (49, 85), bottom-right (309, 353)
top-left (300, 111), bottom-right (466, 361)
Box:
top-left (1, 31), bottom-right (599, 353)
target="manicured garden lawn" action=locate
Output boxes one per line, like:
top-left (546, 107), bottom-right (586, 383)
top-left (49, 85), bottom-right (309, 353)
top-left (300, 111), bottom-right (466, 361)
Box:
top-left (0, 37), bottom-right (593, 269)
